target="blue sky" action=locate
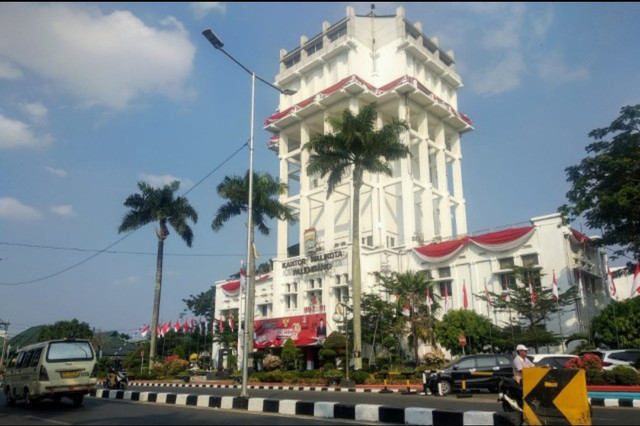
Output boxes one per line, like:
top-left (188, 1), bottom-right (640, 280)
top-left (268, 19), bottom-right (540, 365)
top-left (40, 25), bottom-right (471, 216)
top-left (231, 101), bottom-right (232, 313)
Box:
top-left (1, 2), bottom-right (638, 337)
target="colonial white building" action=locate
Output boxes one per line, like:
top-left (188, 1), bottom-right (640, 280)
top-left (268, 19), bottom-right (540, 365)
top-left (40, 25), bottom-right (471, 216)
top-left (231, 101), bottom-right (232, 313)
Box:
top-left (212, 6), bottom-right (610, 368)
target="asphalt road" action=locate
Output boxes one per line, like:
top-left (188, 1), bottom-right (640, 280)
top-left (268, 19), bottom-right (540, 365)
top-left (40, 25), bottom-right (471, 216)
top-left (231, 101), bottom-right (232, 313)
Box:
top-left (0, 394), bottom-right (359, 425)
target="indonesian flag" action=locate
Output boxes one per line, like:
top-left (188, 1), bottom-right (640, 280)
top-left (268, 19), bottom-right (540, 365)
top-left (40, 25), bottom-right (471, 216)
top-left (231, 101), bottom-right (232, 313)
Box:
top-left (631, 262), bottom-right (640, 298)
top-left (607, 267), bottom-right (617, 299)
top-left (140, 324), bottom-right (150, 337)
top-left (426, 288), bottom-right (432, 312)
top-left (402, 303), bottom-right (411, 317)
top-left (552, 271), bottom-right (559, 301)
top-left (191, 318), bottom-right (197, 332)
top-left (578, 270), bottom-right (586, 307)
top-left (219, 315), bottom-right (225, 332)
top-left (174, 320), bottom-right (181, 333)
top-left (529, 275), bottom-right (536, 306)
top-left (502, 275), bottom-right (510, 302)
top-left (444, 284), bottom-right (449, 313)
top-left (229, 312), bottom-right (235, 331)
top-left (156, 324), bottom-right (161, 338)
top-left (484, 282), bottom-right (492, 309)
top-left (182, 319), bottom-right (190, 333)
top-left (462, 280), bottom-right (469, 310)
top-left (240, 261), bottom-right (246, 291)
top-left (163, 322), bottom-right (171, 336)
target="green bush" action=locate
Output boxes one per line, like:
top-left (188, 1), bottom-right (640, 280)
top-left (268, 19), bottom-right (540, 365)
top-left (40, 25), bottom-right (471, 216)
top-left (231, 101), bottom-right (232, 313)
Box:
top-left (350, 370), bottom-right (370, 384)
top-left (612, 366), bottom-right (640, 386)
top-left (601, 370), bottom-right (616, 385)
top-left (586, 369), bottom-right (607, 385)
top-left (254, 370), bottom-right (284, 382)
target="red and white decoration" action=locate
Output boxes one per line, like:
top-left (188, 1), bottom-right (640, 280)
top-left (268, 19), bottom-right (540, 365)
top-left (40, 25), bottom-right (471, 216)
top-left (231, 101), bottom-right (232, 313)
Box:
top-left (631, 262), bottom-right (640, 298)
top-left (462, 280), bottom-right (469, 310)
top-left (529, 276), bottom-right (537, 306)
top-left (552, 271), bottom-right (559, 301)
top-left (414, 226), bottom-right (535, 264)
top-left (606, 267), bottom-right (617, 299)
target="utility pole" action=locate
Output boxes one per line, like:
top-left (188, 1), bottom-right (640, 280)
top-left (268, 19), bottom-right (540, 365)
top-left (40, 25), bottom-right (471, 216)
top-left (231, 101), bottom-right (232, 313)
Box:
top-left (0, 319), bottom-right (9, 370)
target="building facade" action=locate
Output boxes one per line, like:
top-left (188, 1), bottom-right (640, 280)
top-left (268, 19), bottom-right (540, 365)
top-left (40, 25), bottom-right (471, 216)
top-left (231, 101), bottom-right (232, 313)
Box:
top-left (212, 6), bottom-right (609, 368)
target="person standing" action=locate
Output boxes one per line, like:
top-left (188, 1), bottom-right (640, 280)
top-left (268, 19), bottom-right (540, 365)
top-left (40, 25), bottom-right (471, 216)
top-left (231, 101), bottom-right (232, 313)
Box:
top-left (513, 344), bottom-right (534, 384)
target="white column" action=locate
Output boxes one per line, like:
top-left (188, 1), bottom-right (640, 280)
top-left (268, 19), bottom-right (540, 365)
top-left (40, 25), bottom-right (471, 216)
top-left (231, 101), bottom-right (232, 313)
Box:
top-left (277, 136), bottom-right (289, 258)
top-left (299, 123), bottom-right (311, 254)
top-left (398, 98), bottom-right (416, 246)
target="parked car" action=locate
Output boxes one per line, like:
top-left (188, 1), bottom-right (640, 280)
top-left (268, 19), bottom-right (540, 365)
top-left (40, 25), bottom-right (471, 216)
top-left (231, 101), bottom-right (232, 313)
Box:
top-left (527, 354), bottom-right (578, 369)
top-left (579, 349), bottom-right (640, 370)
top-left (425, 353), bottom-right (514, 395)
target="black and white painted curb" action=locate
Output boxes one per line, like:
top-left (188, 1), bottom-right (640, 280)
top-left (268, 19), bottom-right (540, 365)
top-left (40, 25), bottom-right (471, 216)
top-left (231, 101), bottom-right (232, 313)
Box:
top-left (90, 389), bottom-right (507, 425)
top-left (128, 381), bottom-right (413, 394)
top-left (589, 398), bottom-right (640, 408)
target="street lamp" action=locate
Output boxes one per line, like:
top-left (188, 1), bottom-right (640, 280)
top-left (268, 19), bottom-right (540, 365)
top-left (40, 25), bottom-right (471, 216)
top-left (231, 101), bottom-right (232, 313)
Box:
top-left (202, 28), bottom-right (296, 398)
top-left (332, 302), bottom-right (351, 383)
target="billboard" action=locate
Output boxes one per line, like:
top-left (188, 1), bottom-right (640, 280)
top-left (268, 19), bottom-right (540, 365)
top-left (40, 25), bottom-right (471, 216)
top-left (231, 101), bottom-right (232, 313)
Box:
top-left (254, 313), bottom-right (327, 348)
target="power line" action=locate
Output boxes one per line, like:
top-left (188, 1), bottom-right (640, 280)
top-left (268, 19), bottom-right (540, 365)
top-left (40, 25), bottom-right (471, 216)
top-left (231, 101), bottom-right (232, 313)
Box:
top-left (0, 142), bottom-right (248, 286)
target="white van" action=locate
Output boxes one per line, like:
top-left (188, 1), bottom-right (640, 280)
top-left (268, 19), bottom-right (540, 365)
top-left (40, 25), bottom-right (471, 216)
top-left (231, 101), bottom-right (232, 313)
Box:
top-left (3, 339), bottom-right (97, 407)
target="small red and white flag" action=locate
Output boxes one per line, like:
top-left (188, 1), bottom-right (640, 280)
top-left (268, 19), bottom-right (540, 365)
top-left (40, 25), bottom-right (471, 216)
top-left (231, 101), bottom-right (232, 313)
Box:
top-left (484, 281), bottom-right (492, 309)
top-left (229, 312), bottom-right (235, 331)
top-left (402, 303), bottom-right (411, 317)
top-left (631, 262), bottom-right (640, 298)
top-left (606, 267), bottom-right (617, 299)
top-left (462, 280), bottom-right (469, 310)
top-left (529, 275), bottom-right (536, 306)
top-left (444, 285), bottom-right (449, 313)
top-left (502, 275), bottom-right (510, 302)
top-left (156, 324), bottom-right (161, 338)
top-left (174, 320), bottom-right (180, 333)
top-left (552, 271), bottom-right (559, 301)
top-left (219, 315), bottom-right (225, 332)
top-left (191, 318), bottom-right (197, 332)
top-left (182, 319), bottom-right (190, 333)
top-left (140, 324), bottom-right (150, 337)
top-left (426, 288), bottom-right (432, 312)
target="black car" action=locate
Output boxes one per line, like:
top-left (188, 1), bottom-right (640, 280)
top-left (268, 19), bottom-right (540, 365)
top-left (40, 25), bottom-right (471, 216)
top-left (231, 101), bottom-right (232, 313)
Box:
top-left (426, 353), bottom-right (514, 395)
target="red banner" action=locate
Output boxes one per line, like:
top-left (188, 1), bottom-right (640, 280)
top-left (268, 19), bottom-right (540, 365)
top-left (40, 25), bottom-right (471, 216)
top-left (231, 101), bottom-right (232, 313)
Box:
top-left (254, 313), bottom-right (327, 348)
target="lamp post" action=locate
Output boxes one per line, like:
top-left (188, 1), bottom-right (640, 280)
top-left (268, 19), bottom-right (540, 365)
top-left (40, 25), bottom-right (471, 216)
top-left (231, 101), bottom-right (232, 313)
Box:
top-left (202, 28), bottom-right (295, 398)
top-left (332, 302), bottom-right (350, 383)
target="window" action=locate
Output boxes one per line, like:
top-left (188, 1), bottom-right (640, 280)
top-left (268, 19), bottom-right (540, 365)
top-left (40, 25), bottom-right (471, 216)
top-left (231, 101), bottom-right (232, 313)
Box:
top-left (19, 351), bottom-right (33, 369)
top-left (387, 236), bottom-right (396, 247)
top-left (335, 274), bottom-right (341, 285)
top-left (456, 357), bottom-right (475, 369)
top-left (438, 267), bottom-right (451, 278)
top-left (305, 40), bottom-right (323, 56)
top-left (328, 24), bottom-right (347, 42)
top-left (284, 52), bottom-right (301, 69)
top-left (499, 257), bottom-right (514, 270)
top-left (497, 356), bottom-right (512, 366)
top-left (477, 356), bottom-right (497, 368)
top-left (47, 341), bottom-right (94, 362)
top-left (362, 235), bottom-right (373, 246)
top-left (285, 294), bottom-right (298, 310)
top-left (258, 304), bottom-right (272, 317)
top-left (499, 273), bottom-right (515, 292)
top-left (439, 281), bottom-right (452, 298)
top-left (521, 254), bottom-right (539, 268)
top-left (29, 348), bottom-right (42, 367)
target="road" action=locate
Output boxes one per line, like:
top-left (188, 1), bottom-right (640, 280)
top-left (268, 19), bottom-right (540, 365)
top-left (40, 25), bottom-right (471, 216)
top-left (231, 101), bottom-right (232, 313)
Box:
top-left (1, 385), bottom-right (638, 425)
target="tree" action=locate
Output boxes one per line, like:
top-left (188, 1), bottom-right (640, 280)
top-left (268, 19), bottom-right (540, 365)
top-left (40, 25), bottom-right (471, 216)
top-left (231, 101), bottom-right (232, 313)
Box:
top-left (591, 296), bottom-right (640, 348)
top-left (560, 104), bottom-right (640, 260)
top-left (360, 293), bottom-right (396, 364)
top-left (118, 180), bottom-right (198, 369)
top-left (182, 287), bottom-right (216, 321)
top-left (476, 266), bottom-right (573, 352)
top-left (37, 319), bottom-right (93, 341)
top-left (435, 310), bottom-right (494, 356)
top-left (319, 331), bottom-right (347, 368)
top-left (281, 338), bottom-right (303, 370)
top-left (304, 104), bottom-right (410, 369)
top-left (377, 270), bottom-right (438, 364)
top-left (211, 171), bottom-right (296, 357)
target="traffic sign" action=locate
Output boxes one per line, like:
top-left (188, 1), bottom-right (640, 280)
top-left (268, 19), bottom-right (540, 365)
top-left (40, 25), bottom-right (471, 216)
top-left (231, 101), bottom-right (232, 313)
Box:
top-left (458, 334), bottom-right (467, 346)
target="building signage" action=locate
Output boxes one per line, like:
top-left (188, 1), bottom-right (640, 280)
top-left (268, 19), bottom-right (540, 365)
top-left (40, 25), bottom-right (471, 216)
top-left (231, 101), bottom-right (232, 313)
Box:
top-left (304, 228), bottom-right (317, 252)
top-left (254, 313), bottom-right (327, 348)
top-left (282, 250), bottom-right (345, 276)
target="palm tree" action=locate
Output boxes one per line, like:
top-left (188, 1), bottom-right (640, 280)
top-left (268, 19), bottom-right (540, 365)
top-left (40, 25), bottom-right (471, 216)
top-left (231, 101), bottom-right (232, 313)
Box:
top-left (118, 180), bottom-right (198, 369)
top-left (212, 171), bottom-right (296, 355)
top-left (304, 103), bottom-right (409, 369)
top-left (378, 270), bottom-right (437, 364)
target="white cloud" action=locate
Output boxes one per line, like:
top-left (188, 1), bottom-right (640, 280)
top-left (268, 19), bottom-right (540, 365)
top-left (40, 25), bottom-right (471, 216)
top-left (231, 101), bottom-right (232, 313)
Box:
top-left (50, 204), bottom-right (76, 217)
top-left (19, 101), bottom-right (48, 125)
top-left (538, 52), bottom-right (589, 83)
top-left (0, 3), bottom-right (196, 110)
top-left (45, 167), bottom-right (68, 177)
top-left (470, 53), bottom-right (525, 95)
top-left (189, 2), bottom-right (226, 20)
top-left (532, 9), bottom-right (554, 39)
top-left (0, 197), bottom-right (42, 221)
top-left (0, 113), bottom-right (54, 149)
top-left (138, 173), bottom-right (193, 189)
top-left (0, 59), bottom-right (22, 79)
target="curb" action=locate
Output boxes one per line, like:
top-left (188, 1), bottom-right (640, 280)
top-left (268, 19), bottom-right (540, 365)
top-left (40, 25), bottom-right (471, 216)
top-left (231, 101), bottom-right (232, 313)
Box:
top-left (128, 381), bottom-right (413, 394)
top-left (589, 398), bottom-right (640, 408)
top-left (90, 389), bottom-right (507, 425)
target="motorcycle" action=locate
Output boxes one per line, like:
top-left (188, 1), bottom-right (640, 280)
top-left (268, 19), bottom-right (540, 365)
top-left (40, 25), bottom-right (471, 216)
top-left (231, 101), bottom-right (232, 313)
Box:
top-left (104, 366), bottom-right (128, 390)
top-left (497, 376), bottom-right (524, 425)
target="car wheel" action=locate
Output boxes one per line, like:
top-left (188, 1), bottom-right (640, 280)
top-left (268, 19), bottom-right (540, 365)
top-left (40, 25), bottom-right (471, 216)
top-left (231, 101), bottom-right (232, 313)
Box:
top-left (72, 394), bottom-right (83, 407)
top-left (52, 395), bottom-right (62, 405)
top-left (438, 380), bottom-right (452, 396)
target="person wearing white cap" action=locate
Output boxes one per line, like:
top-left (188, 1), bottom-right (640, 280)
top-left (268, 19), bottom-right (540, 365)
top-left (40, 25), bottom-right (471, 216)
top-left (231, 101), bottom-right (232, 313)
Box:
top-left (513, 344), bottom-right (534, 384)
